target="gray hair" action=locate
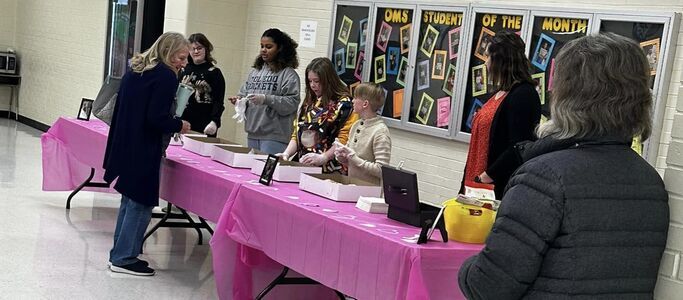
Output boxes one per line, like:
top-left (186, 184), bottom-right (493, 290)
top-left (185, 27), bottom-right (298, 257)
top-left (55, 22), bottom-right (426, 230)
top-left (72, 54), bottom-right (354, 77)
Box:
top-left (537, 32), bottom-right (652, 141)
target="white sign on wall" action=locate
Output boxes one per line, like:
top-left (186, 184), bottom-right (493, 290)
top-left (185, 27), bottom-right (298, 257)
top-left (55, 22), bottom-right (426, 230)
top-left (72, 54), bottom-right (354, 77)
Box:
top-left (300, 20), bottom-right (318, 48)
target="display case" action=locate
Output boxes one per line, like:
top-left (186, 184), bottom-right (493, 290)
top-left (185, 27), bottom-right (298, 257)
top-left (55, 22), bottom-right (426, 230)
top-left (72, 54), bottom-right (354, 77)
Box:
top-left (404, 6), bottom-right (468, 137)
top-left (329, 2), bottom-right (373, 87)
top-left (454, 6), bottom-right (529, 141)
top-left (593, 12), bottom-right (679, 164)
top-left (369, 3), bottom-right (417, 128)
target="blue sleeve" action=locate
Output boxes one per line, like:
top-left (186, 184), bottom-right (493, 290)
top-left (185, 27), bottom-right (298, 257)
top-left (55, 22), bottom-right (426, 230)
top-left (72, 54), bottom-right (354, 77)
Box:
top-left (147, 70), bottom-right (183, 134)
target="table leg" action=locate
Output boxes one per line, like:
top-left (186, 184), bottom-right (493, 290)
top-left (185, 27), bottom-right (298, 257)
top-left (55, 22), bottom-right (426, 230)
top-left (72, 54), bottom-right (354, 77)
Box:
top-left (256, 267), bottom-right (337, 300)
top-left (66, 168), bottom-right (110, 209)
top-left (142, 204), bottom-right (214, 249)
top-left (14, 85), bottom-right (18, 120)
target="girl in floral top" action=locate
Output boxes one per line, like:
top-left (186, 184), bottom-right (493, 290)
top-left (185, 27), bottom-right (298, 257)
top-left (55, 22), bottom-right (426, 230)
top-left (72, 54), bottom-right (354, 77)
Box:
top-left (279, 57), bottom-right (359, 173)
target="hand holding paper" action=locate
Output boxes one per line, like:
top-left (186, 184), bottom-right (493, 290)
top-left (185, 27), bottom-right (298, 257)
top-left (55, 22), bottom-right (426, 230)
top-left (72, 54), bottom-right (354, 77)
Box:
top-left (232, 97), bottom-right (247, 123)
top-left (334, 141), bottom-right (355, 164)
top-left (175, 83), bottom-right (195, 117)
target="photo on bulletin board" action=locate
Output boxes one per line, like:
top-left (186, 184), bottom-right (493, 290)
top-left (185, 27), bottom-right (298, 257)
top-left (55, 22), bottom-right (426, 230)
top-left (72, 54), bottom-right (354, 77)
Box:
top-left (375, 55), bottom-right (387, 84)
top-left (400, 24), bottom-right (412, 54)
top-left (415, 93), bottom-right (435, 125)
top-left (393, 89), bottom-right (404, 118)
top-left (332, 5), bottom-right (370, 87)
top-left (420, 25), bottom-right (439, 57)
top-left (334, 48), bottom-right (346, 75)
top-left (416, 60), bottom-right (430, 91)
top-left (437, 96), bottom-right (451, 128)
top-left (531, 33), bottom-right (556, 71)
top-left (338, 15), bottom-right (353, 45)
top-left (448, 27), bottom-right (461, 60)
top-left (465, 98), bottom-right (484, 130)
top-left (376, 21), bottom-right (392, 52)
top-left (471, 64), bottom-right (487, 97)
top-left (442, 63), bottom-right (456, 96)
top-left (474, 28), bottom-right (495, 62)
top-left (78, 98), bottom-right (94, 121)
top-left (359, 18), bottom-right (368, 48)
top-left (397, 56), bottom-right (409, 87)
top-left (640, 38), bottom-right (660, 75)
top-left (432, 50), bottom-right (447, 80)
top-left (354, 51), bottom-right (365, 81)
top-left (387, 47), bottom-right (400, 75)
top-left (531, 73), bottom-right (546, 105)
top-left (346, 43), bottom-right (358, 69)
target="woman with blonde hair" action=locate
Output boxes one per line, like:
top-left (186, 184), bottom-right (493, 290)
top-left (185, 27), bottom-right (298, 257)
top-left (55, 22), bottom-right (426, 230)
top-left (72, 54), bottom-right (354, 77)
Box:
top-left (459, 32), bottom-right (668, 299)
top-left (279, 57), bottom-right (358, 173)
top-left (103, 32), bottom-right (191, 276)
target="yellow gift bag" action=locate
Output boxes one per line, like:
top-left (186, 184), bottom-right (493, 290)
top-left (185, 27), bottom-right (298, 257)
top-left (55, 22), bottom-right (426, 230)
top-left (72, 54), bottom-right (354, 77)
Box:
top-left (442, 198), bottom-right (497, 244)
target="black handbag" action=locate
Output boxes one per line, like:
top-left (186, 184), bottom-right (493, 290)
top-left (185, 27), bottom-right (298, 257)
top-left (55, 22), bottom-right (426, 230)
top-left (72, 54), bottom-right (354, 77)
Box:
top-left (92, 75), bottom-right (122, 125)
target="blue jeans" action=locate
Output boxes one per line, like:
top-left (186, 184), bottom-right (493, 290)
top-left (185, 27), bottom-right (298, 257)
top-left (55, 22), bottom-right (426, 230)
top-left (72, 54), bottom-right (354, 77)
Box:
top-left (109, 195), bottom-right (153, 266)
top-left (248, 138), bottom-right (287, 155)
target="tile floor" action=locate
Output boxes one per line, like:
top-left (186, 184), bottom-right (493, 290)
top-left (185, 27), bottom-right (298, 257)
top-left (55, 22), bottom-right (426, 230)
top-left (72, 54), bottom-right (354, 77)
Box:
top-left (0, 118), bottom-right (218, 299)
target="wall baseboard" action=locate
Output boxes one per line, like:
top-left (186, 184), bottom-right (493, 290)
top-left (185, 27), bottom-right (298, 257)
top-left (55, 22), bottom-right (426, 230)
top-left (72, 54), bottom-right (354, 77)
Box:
top-left (0, 110), bottom-right (50, 132)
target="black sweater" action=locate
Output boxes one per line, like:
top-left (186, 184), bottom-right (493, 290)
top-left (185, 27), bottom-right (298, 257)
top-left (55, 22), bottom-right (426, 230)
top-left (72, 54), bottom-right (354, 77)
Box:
top-left (179, 61), bottom-right (226, 135)
top-left (462, 81), bottom-right (541, 199)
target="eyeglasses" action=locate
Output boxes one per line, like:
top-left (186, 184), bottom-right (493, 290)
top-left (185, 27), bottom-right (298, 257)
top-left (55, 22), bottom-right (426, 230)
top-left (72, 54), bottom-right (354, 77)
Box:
top-left (191, 47), bottom-right (204, 52)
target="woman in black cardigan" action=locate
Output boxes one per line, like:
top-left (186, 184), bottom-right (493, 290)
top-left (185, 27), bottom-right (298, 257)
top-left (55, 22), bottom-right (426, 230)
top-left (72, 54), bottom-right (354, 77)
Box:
top-left (461, 31), bottom-right (541, 199)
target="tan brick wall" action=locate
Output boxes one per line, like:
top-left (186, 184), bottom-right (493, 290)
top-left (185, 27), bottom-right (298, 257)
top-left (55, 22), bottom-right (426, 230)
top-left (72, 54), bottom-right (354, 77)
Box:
top-left (12, 0), bottom-right (107, 125)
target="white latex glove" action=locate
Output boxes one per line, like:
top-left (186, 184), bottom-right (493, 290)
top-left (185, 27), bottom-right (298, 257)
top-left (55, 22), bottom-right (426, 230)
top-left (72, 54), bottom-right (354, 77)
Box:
top-left (275, 152), bottom-right (290, 161)
top-left (300, 153), bottom-right (328, 166)
top-left (247, 93), bottom-right (266, 105)
top-left (232, 97), bottom-right (247, 123)
top-left (203, 121), bottom-right (217, 135)
top-left (334, 144), bottom-right (355, 164)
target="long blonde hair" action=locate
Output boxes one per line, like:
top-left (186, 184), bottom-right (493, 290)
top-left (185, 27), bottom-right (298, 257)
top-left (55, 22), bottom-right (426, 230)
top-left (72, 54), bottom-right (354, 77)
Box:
top-left (130, 32), bottom-right (189, 74)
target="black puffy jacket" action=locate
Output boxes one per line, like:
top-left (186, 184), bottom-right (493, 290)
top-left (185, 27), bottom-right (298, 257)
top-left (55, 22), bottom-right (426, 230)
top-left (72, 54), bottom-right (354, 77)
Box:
top-left (458, 136), bottom-right (669, 299)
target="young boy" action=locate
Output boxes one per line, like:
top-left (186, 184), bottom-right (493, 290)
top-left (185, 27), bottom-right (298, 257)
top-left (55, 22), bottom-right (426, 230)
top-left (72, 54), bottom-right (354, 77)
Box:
top-left (335, 83), bottom-right (392, 185)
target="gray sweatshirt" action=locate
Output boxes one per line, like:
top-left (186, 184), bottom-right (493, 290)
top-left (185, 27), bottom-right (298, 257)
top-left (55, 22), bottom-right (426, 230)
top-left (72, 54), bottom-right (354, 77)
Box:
top-left (238, 66), bottom-right (301, 143)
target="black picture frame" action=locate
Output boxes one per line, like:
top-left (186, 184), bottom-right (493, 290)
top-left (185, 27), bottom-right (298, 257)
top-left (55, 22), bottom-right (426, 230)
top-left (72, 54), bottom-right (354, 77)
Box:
top-left (259, 154), bottom-right (280, 185)
top-left (78, 98), bottom-right (94, 121)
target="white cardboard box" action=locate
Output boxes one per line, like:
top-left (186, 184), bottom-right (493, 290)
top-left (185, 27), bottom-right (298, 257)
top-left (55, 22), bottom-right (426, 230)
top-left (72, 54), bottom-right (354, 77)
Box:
top-left (211, 146), bottom-right (267, 168)
top-left (299, 173), bottom-right (382, 202)
top-left (170, 133), bottom-right (206, 146)
top-left (182, 136), bottom-right (240, 157)
top-left (251, 159), bottom-right (322, 182)
top-left (355, 196), bottom-right (389, 214)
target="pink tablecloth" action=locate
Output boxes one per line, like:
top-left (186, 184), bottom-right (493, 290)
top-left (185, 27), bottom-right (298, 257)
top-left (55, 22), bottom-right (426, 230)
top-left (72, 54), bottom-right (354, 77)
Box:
top-left (40, 117), bottom-right (248, 222)
top-left (212, 175), bottom-right (484, 300)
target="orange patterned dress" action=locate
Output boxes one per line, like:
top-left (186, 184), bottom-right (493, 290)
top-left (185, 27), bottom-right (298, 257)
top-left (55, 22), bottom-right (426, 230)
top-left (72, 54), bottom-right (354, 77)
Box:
top-left (464, 92), bottom-right (507, 182)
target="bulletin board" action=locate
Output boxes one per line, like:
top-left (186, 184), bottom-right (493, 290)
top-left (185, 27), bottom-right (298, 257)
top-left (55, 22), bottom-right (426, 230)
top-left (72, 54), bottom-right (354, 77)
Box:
top-left (455, 7), bottom-right (528, 139)
top-left (525, 12), bottom-right (592, 123)
top-left (329, 2), bottom-right (372, 88)
top-left (329, 1), bottom-right (680, 166)
top-left (594, 13), bottom-right (679, 164)
top-left (370, 4), bottom-right (416, 124)
top-left (407, 7), bottom-right (466, 132)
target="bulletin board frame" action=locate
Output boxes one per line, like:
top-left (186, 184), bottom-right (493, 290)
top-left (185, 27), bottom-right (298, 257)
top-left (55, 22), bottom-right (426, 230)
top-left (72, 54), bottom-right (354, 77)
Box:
top-left (329, 1), bottom-right (375, 87)
top-left (452, 5), bottom-right (530, 142)
top-left (329, 1), bottom-right (680, 166)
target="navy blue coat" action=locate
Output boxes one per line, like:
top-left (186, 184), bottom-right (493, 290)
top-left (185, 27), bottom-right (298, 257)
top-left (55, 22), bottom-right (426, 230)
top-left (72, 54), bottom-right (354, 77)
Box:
top-left (103, 64), bottom-right (182, 206)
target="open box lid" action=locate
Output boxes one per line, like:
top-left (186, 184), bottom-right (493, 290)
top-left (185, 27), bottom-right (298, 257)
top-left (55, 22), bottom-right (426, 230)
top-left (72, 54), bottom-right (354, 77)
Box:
top-left (305, 173), bottom-right (378, 187)
top-left (214, 145), bottom-right (264, 154)
top-left (185, 136), bottom-right (239, 145)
